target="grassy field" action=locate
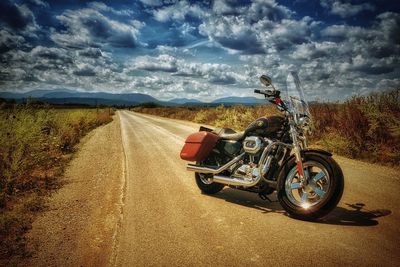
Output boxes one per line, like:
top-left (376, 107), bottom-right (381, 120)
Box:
top-left (133, 89), bottom-right (400, 166)
top-left (0, 104), bottom-right (113, 259)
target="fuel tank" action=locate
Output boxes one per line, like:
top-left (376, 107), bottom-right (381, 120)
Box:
top-left (244, 116), bottom-right (285, 138)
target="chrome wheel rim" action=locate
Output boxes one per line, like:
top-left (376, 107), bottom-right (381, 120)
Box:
top-left (285, 161), bottom-right (331, 209)
top-left (199, 173), bottom-right (213, 185)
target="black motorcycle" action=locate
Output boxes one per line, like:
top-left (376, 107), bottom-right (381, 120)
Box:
top-left (180, 72), bottom-right (344, 220)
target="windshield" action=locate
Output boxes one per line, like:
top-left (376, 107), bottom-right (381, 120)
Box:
top-left (283, 71), bottom-right (311, 121)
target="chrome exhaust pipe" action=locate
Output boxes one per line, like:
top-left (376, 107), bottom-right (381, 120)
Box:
top-left (186, 152), bottom-right (263, 187)
top-left (186, 151), bottom-right (261, 187)
top-left (186, 141), bottom-right (292, 188)
top-left (213, 175), bottom-right (261, 187)
top-left (186, 153), bottom-right (245, 174)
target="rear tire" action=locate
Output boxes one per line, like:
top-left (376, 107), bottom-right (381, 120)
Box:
top-left (277, 153), bottom-right (344, 221)
top-left (195, 173), bottom-right (224, 195)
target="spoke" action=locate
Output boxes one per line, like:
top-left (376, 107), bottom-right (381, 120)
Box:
top-left (301, 192), bottom-right (308, 203)
top-left (312, 171), bottom-right (325, 183)
top-left (290, 183), bottom-right (302, 190)
top-left (313, 187), bottom-right (326, 198)
top-left (304, 168), bottom-right (311, 180)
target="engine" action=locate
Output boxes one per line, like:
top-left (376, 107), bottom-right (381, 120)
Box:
top-left (233, 136), bottom-right (266, 180)
top-left (243, 136), bottom-right (264, 154)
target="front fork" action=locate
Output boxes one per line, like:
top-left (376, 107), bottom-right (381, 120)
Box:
top-left (289, 123), bottom-right (309, 185)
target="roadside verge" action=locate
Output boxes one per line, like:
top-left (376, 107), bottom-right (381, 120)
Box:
top-left (21, 115), bottom-right (125, 266)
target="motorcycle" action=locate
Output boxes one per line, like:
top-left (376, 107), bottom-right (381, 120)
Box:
top-left (180, 72), bottom-right (344, 220)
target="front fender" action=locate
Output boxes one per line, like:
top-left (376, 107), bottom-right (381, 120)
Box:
top-left (301, 149), bottom-right (332, 157)
top-left (279, 149), bottom-right (332, 174)
top-left (273, 149), bottom-right (333, 189)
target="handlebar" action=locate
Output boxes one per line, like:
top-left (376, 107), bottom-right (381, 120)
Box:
top-left (254, 89), bottom-right (280, 98)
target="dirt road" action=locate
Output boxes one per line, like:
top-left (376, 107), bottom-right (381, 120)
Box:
top-left (25, 110), bottom-right (400, 266)
top-left (113, 111), bottom-right (400, 266)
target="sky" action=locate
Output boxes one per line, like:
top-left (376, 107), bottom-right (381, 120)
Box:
top-left (0, 0), bottom-right (399, 101)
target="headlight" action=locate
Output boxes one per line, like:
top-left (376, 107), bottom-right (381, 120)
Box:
top-left (298, 117), bottom-right (312, 134)
top-left (298, 116), bottom-right (308, 126)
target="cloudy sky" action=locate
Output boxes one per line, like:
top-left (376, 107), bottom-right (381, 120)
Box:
top-left (0, 0), bottom-right (399, 101)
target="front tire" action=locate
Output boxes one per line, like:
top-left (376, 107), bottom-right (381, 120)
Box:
top-left (195, 173), bottom-right (224, 195)
top-left (277, 153), bottom-right (344, 220)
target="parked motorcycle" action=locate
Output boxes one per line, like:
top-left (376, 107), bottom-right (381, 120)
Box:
top-left (180, 72), bottom-right (344, 220)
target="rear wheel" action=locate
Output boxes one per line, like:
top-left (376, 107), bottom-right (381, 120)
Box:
top-left (277, 153), bottom-right (344, 220)
top-left (195, 173), bottom-right (224, 194)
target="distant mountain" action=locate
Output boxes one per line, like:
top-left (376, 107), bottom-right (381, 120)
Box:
top-left (0, 89), bottom-right (77, 99)
top-left (212, 96), bottom-right (265, 105)
top-left (168, 98), bottom-right (203, 104)
top-left (39, 97), bottom-right (137, 106)
top-left (40, 91), bottom-right (158, 103)
top-left (0, 89), bottom-right (268, 107)
top-left (0, 89), bottom-right (158, 106)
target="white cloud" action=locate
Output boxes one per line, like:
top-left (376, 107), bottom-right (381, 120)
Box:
top-left (132, 54), bottom-right (178, 72)
top-left (139, 0), bottom-right (164, 7)
top-left (247, 0), bottom-right (293, 22)
top-left (290, 42), bottom-right (336, 60)
top-left (376, 12), bottom-right (400, 44)
top-left (199, 13), bottom-right (319, 54)
top-left (29, 0), bottom-right (49, 8)
top-left (51, 6), bottom-right (144, 48)
top-left (175, 62), bottom-right (240, 85)
top-left (152, 1), bottom-right (206, 22)
top-left (321, 0), bottom-right (375, 18)
top-left (87, 2), bottom-right (134, 16)
top-left (199, 15), bottom-right (264, 54)
top-left (129, 53), bottom-right (244, 85)
top-left (212, 0), bottom-right (236, 15)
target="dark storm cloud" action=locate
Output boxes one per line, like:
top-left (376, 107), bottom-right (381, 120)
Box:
top-left (208, 74), bottom-right (236, 85)
top-left (27, 0), bottom-right (49, 8)
top-left (78, 48), bottom-right (103, 58)
top-left (31, 45), bottom-right (72, 62)
top-left (0, 30), bottom-right (25, 53)
top-left (213, 35), bottom-right (264, 55)
top-left (73, 68), bottom-right (96, 76)
top-left (358, 66), bottom-right (394, 75)
top-left (0, 0), bottom-right (35, 30)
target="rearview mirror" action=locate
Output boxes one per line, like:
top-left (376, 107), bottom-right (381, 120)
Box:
top-left (260, 75), bottom-right (272, 87)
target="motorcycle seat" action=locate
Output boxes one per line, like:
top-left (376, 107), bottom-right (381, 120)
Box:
top-left (213, 127), bottom-right (245, 141)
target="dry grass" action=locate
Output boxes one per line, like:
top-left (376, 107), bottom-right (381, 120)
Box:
top-left (310, 90), bottom-right (400, 163)
top-left (0, 105), bottom-right (113, 259)
top-left (133, 89), bottom-right (400, 166)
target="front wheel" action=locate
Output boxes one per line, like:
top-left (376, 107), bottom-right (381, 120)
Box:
top-left (277, 153), bottom-right (344, 220)
top-left (195, 173), bottom-right (224, 195)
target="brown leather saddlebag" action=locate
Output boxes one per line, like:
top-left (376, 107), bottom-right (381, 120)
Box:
top-left (180, 131), bottom-right (219, 162)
